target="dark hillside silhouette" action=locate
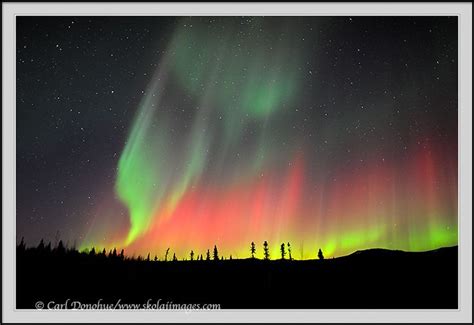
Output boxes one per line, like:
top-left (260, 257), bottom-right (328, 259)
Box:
top-left (16, 240), bottom-right (458, 309)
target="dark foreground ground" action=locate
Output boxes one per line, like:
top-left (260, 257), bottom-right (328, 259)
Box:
top-left (17, 245), bottom-right (458, 309)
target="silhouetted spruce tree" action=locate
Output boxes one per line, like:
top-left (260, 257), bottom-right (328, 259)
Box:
top-left (46, 241), bottom-right (52, 253)
top-left (164, 248), bottom-right (170, 262)
top-left (119, 249), bottom-right (124, 260)
top-left (250, 241), bottom-right (256, 258)
top-left (318, 248), bottom-right (324, 260)
top-left (172, 253), bottom-right (177, 261)
top-left (287, 242), bottom-right (292, 261)
top-left (206, 249), bottom-right (211, 261)
top-left (70, 244), bottom-right (80, 257)
top-left (112, 248), bottom-right (117, 258)
top-left (263, 241), bottom-right (270, 260)
top-left (213, 245), bottom-right (219, 261)
top-left (190, 250), bottom-right (194, 261)
top-left (280, 243), bottom-right (286, 260)
top-left (54, 230), bottom-right (61, 248)
top-left (89, 247), bottom-right (96, 256)
top-left (229, 255), bottom-right (232, 260)
top-left (37, 239), bottom-right (45, 251)
top-left (200, 254), bottom-right (203, 261)
top-left (146, 253), bottom-right (151, 261)
top-left (18, 237), bottom-right (26, 253)
top-left (56, 240), bottom-right (66, 255)
top-left (154, 255), bottom-right (158, 261)
top-left (71, 240), bottom-right (77, 252)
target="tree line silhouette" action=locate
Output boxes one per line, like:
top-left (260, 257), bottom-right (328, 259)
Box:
top-left (16, 237), bottom-right (325, 262)
top-left (16, 236), bottom-right (458, 309)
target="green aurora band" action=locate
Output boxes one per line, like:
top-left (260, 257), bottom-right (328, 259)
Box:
top-left (82, 17), bottom-right (457, 258)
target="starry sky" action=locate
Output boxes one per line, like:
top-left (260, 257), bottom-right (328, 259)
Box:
top-left (17, 16), bottom-right (458, 259)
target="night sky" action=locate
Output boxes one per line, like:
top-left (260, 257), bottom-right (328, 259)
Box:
top-left (17, 16), bottom-right (458, 259)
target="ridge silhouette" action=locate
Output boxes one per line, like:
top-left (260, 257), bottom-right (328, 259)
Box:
top-left (16, 238), bottom-right (458, 309)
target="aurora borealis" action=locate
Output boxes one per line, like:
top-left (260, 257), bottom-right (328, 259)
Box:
top-left (17, 16), bottom-right (458, 259)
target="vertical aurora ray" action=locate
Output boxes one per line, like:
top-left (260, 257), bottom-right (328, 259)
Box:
top-left (112, 17), bottom-right (303, 247)
top-left (115, 78), bottom-right (162, 244)
top-left (80, 17), bottom-right (458, 258)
